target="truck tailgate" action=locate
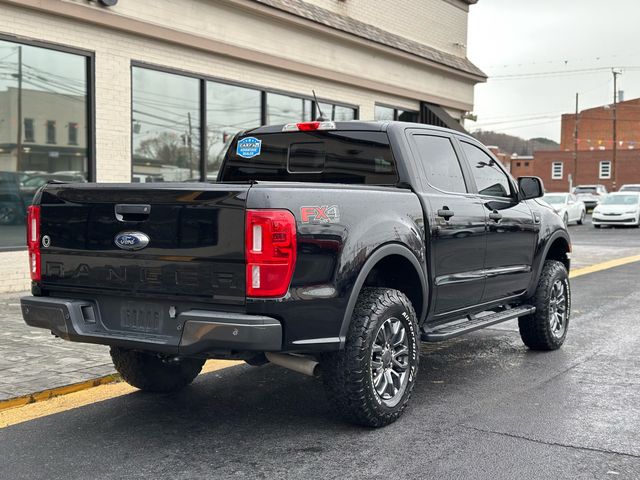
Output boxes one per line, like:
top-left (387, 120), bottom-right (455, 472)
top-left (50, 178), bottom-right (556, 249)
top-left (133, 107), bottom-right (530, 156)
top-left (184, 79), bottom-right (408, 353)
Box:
top-left (38, 183), bottom-right (248, 305)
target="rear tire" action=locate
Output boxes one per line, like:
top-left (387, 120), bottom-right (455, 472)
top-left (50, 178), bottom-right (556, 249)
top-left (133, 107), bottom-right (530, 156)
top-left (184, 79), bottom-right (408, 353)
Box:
top-left (321, 288), bottom-right (419, 428)
top-left (518, 260), bottom-right (570, 350)
top-left (110, 347), bottom-right (205, 392)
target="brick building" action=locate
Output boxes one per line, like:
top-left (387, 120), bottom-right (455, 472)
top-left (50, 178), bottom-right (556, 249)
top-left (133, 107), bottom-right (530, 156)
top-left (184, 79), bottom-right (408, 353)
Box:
top-left (0, 0), bottom-right (485, 292)
top-left (510, 98), bottom-right (640, 192)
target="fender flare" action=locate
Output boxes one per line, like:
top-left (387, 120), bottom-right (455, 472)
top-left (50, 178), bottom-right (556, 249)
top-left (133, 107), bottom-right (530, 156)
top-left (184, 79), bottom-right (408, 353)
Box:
top-left (529, 229), bottom-right (571, 294)
top-left (338, 243), bottom-right (428, 349)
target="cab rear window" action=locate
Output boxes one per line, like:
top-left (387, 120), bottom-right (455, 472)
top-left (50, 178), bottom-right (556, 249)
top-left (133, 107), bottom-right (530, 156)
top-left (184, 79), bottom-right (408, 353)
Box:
top-left (220, 131), bottom-right (398, 185)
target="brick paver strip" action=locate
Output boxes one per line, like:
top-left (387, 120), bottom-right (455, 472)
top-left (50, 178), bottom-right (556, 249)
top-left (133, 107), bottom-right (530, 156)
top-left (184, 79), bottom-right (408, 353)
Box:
top-left (0, 292), bottom-right (114, 401)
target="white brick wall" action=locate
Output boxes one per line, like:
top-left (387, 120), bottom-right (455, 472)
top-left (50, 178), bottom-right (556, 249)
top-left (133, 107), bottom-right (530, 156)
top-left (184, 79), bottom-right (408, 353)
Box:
top-left (306, 0), bottom-right (469, 57)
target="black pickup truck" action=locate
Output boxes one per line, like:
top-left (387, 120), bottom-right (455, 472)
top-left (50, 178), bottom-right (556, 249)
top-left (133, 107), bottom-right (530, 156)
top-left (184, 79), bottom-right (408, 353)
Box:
top-left (21, 121), bottom-right (571, 427)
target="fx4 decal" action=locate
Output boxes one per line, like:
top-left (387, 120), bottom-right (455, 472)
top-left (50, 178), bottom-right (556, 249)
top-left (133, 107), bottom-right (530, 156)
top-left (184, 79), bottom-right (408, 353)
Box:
top-left (300, 205), bottom-right (340, 223)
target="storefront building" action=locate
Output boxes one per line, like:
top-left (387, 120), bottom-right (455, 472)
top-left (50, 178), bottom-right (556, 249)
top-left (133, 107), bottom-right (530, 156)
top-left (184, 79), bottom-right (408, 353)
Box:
top-left (0, 0), bottom-right (484, 292)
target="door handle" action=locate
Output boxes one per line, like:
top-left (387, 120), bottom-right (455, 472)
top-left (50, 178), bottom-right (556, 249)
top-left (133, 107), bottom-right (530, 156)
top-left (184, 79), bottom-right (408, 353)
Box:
top-left (489, 210), bottom-right (502, 222)
top-left (437, 207), bottom-right (454, 220)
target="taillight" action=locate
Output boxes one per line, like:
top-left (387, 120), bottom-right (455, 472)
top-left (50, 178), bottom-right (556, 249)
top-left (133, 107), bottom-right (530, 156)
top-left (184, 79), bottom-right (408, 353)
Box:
top-left (246, 209), bottom-right (297, 297)
top-left (26, 205), bottom-right (41, 282)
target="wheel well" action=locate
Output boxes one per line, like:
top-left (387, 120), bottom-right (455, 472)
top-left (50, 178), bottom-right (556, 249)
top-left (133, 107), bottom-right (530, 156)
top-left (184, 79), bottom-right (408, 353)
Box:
top-left (545, 237), bottom-right (571, 270)
top-left (363, 255), bottom-right (424, 319)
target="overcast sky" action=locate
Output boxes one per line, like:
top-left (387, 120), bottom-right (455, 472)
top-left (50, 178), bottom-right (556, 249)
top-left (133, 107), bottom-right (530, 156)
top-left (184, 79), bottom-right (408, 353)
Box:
top-left (466, 0), bottom-right (640, 142)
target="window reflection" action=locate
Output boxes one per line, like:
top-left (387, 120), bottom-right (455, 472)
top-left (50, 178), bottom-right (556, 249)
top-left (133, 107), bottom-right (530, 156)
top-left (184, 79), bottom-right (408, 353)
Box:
top-left (267, 92), bottom-right (312, 124)
top-left (375, 105), bottom-right (419, 122)
top-left (207, 82), bottom-right (261, 179)
top-left (317, 102), bottom-right (356, 121)
top-left (0, 39), bottom-right (89, 248)
top-left (374, 105), bottom-right (395, 121)
top-left (132, 67), bottom-right (201, 182)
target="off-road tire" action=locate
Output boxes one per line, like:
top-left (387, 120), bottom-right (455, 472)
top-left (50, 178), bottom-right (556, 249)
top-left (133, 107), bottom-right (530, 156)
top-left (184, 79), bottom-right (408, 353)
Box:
top-left (321, 288), bottom-right (419, 427)
top-left (110, 347), bottom-right (205, 392)
top-left (518, 260), bottom-right (570, 350)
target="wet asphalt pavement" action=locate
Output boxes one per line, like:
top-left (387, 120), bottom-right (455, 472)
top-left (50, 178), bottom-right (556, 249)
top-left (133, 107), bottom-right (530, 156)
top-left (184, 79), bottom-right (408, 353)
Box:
top-left (1, 220), bottom-right (639, 479)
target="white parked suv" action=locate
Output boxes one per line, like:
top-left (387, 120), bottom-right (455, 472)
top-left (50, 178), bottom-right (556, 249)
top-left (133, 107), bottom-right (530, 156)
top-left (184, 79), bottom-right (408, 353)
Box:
top-left (543, 193), bottom-right (587, 226)
top-left (592, 192), bottom-right (640, 228)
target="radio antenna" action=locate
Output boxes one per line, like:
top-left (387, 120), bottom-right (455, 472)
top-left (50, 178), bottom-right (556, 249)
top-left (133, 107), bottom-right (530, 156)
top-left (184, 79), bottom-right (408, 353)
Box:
top-left (312, 90), bottom-right (327, 121)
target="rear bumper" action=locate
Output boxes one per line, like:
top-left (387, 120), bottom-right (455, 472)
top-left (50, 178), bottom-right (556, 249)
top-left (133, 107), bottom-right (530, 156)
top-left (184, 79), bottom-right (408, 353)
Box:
top-left (21, 296), bottom-right (282, 355)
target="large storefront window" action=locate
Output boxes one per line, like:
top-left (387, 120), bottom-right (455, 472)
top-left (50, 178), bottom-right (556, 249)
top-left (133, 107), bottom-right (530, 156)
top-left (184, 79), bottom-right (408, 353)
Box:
top-left (267, 92), bottom-right (313, 124)
top-left (375, 104), bottom-right (419, 122)
top-left (132, 67), bottom-right (201, 182)
top-left (0, 39), bottom-right (90, 249)
top-left (317, 102), bottom-right (357, 121)
top-left (131, 64), bottom-right (358, 183)
top-left (207, 82), bottom-right (261, 178)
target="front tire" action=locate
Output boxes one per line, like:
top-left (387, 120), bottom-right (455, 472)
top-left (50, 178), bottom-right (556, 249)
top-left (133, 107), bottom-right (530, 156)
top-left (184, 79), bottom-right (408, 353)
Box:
top-left (110, 347), bottom-right (205, 392)
top-left (577, 210), bottom-right (586, 225)
top-left (321, 288), bottom-right (419, 427)
top-left (563, 213), bottom-right (569, 227)
top-left (518, 260), bottom-right (570, 350)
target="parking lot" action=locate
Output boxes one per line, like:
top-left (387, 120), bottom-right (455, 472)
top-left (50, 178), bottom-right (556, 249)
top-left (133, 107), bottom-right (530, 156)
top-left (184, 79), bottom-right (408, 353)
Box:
top-left (1, 215), bottom-right (639, 479)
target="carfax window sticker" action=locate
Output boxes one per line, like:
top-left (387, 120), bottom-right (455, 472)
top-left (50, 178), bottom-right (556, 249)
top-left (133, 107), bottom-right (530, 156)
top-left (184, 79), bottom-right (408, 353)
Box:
top-left (237, 137), bottom-right (262, 158)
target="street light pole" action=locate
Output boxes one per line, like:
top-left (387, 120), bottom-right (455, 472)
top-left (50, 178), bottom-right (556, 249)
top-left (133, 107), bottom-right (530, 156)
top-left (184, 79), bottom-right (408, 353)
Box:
top-left (572, 92), bottom-right (579, 190)
top-left (612, 68), bottom-right (622, 191)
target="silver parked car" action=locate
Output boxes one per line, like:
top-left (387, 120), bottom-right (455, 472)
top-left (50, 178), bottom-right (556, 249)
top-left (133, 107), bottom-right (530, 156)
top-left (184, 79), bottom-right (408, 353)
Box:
top-left (573, 184), bottom-right (608, 210)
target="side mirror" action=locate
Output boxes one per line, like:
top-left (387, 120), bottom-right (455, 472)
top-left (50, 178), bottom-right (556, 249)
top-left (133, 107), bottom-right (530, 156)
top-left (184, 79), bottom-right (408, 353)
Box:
top-left (518, 176), bottom-right (544, 200)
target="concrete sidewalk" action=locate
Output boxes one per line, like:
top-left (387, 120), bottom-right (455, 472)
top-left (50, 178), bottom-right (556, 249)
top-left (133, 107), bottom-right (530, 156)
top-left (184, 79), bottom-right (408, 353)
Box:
top-left (0, 292), bottom-right (113, 401)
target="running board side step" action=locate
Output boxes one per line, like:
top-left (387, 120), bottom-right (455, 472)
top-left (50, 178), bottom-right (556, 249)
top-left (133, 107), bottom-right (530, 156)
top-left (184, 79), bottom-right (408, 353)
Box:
top-left (421, 305), bottom-right (535, 342)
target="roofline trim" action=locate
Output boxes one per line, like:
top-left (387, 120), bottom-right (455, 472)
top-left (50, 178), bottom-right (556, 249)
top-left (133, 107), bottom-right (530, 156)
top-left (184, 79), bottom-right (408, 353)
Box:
top-left (241, 0), bottom-right (487, 81)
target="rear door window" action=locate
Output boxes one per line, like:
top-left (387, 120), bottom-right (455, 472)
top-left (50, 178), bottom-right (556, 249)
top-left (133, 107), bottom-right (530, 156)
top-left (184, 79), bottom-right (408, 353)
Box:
top-left (221, 131), bottom-right (398, 185)
top-left (412, 134), bottom-right (467, 193)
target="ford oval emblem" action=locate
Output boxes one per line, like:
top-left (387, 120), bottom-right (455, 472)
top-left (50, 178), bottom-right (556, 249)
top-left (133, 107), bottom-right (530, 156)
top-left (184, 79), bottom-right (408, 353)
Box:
top-left (114, 231), bottom-right (150, 251)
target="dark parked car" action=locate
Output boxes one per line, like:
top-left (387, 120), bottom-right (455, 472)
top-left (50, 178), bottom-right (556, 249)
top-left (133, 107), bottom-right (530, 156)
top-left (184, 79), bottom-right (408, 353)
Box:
top-left (0, 171), bottom-right (27, 225)
top-left (21, 121), bottom-right (571, 427)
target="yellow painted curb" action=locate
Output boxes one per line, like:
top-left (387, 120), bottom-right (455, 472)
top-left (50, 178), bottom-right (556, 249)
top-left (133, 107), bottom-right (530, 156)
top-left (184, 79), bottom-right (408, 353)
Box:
top-left (0, 360), bottom-right (242, 429)
top-left (570, 254), bottom-right (640, 279)
top-left (0, 374), bottom-right (121, 413)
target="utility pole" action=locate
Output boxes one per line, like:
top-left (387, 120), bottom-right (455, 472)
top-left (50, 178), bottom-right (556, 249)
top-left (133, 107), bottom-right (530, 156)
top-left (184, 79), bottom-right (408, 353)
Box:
top-left (15, 46), bottom-right (23, 172)
top-left (572, 92), bottom-right (579, 191)
top-left (187, 112), bottom-right (193, 179)
top-left (612, 68), bottom-right (622, 191)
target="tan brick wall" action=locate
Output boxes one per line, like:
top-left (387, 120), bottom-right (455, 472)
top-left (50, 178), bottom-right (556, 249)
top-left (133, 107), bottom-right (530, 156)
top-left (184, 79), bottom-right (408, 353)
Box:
top-left (0, 251), bottom-right (30, 293)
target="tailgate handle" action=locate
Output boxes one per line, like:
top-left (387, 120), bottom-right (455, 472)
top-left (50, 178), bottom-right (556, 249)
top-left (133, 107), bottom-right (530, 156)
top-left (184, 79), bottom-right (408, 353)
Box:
top-left (115, 204), bottom-right (151, 222)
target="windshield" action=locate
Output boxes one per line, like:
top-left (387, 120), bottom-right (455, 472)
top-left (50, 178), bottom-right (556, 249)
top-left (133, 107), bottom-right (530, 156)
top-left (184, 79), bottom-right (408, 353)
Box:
top-left (600, 194), bottom-right (640, 205)
top-left (574, 187), bottom-right (597, 194)
top-left (543, 194), bottom-right (567, 205)
top-left (620, 185), bottom-right (640, 192)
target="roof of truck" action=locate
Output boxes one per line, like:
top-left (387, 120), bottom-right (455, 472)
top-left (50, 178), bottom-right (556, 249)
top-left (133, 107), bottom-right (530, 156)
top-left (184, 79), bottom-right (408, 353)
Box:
top-left (245, 121), bottom-right (475, 142)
